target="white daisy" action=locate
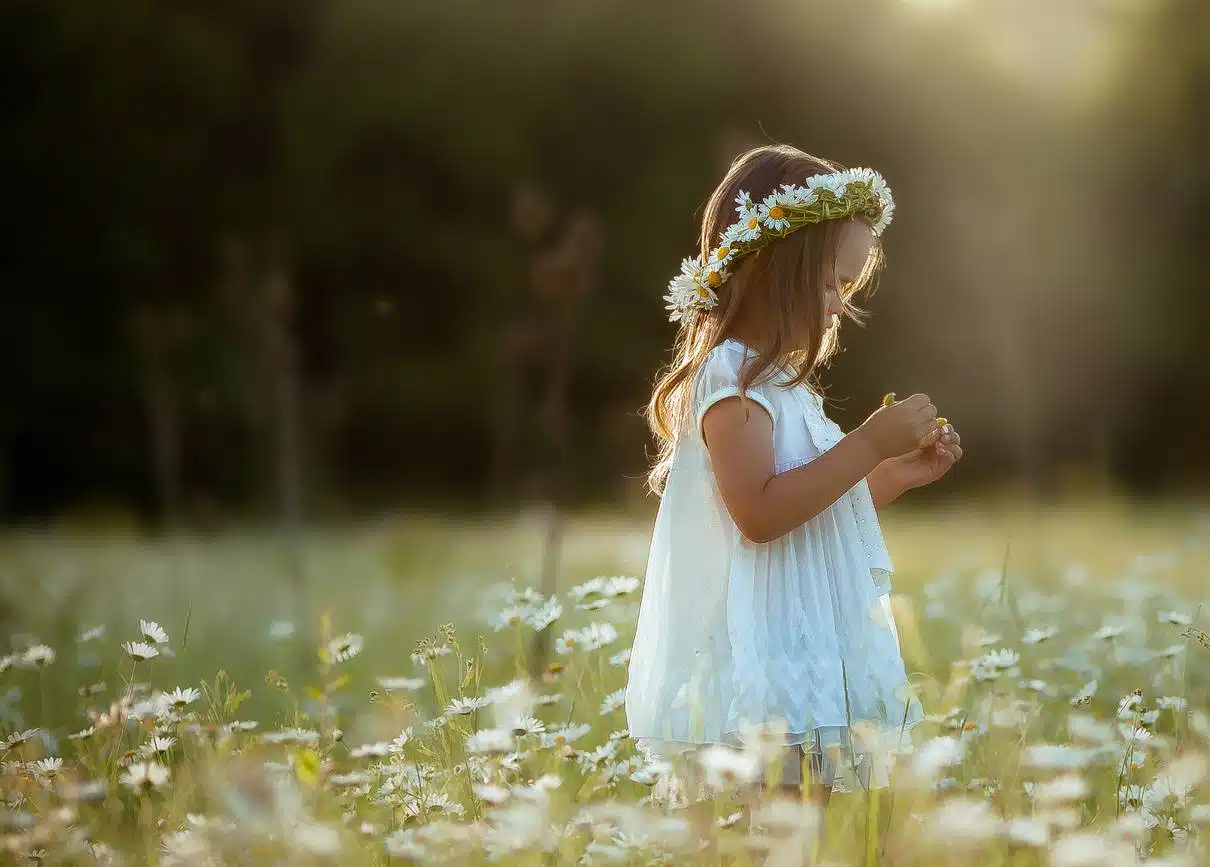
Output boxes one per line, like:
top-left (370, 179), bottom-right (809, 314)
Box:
top-left (778, 182), bottom-right (815, 208)
top-left (1070, 680), bottom-right (1098, 706)
top-left (465, 728), bottom-right (514, 754)
top-left (731, 202), bottom-right (763, 244)
top-left (22, 645), bottom-right (55, 667)
top-left (663, 273), bottom-right (702, 323)
top-left (554, 619), bottom-right (619, 652)
top-left (757, 193), bottom-right (791, 232)
top-left (526, 598), bottom-right (563, 631)
top-left (122, 641), bottom-right (159, 661)
top-left (579, 622), bottom-right (618, 651)
top-left (140, 620), bottom-right (169, 645)
top-left (140, 736), bottom-right (177, 758)
top-left (5, 728), bottom-right (43, 749)
top-left (268, 620), bottom-right (295, 640)
top-left (1116, 692), bottom-right (1143, 715)
top-left (696, 744), bottom-right (761, 789)
top-left (1023, 626), bottom-right (1058, 645)
top-left (980, 648), bottom-right (1020, 669)
top-left (78, 625), bottom-right (105, 643)
top-left (707, 243), bottom-right (737, 269)
top-left (1092, 624), bottom-right (1125, 641)
top-left (445, 696), bottom-right (490, 716)
top-left (326, 633), bottom-right (363, 663)
top-left (540, 723), bottom-right (591, 750)
top-left (569, 577), bottom-right (606, 602)
top-left (599, 688), bottom-right (626, 716)
top-left (508, 715), bottom-right (545, 737)
top-left (68, 725), bottom-right (96, 742)
top-left (1031, 773), bottom-right (1089, 804)
top-left (609, 649), bottom-right (631, 668)
top-left (806, 173), bottom-right (845, 201)
top-left (474, 783), bottom-right (511, 804)
top-left (295, 822), bottom-right (341, 855)
top-left (912, 736), bottom-right (965, 780)
top-left (30, 757), bottom-right (63, 779)
top-left (330, 770), bottom-right (372, 788)
top-left (350, 741), bottom-right (391, 759)
top-left (1067, 714), bottom-right (1116, 745)
top-left (385, 830), bottom-right (426, 860)
top-left (1146, 774), bottom-right (1195, 811)
top-left (262, 727), bottom-right (320, 745)
top-left (1117, 723), bottom-right (1153, 745)
top-left (1159, 610), bottom-right (1194, 626)
top-left (388, 728), bottom-right (413, 753)
top-left (1021, 744), bottom-right (1098, 770)
top-left (164, 687), bottom-right (201, 708)
top-left (376, 676), bottom-right (426, 692)
top-left (578, 741), bottom-right (616, 771)
top-left (1156, 696), bottom-right (1187, 711)
top-left (120, 761), bottom-right (170, 793)
top-left (0, 654), bottom-right (17, 673)
top-left (602, 576), bottom-right (640, 597)
top-left (1004, 817), bottom-right (1049, 848)
top-left (491, 605), bottom-right (529, 630)
top-left (734, 190), bottom-right (755, 216)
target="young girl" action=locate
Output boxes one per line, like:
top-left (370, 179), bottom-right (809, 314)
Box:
top-left (625, 144), bottom-right (963, 801)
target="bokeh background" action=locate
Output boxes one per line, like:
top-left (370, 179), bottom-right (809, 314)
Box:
top-left (3, 0), bottom-right (1210, 529)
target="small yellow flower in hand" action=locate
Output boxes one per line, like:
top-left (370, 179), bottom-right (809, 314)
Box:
top-left (881, 392), bottom-right (896, 408)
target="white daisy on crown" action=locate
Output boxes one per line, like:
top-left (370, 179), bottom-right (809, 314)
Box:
top-left (663, 166), bottom-right (895, 322)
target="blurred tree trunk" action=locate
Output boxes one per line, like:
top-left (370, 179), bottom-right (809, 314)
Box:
top-left (218, 235), bottom-right (308, 634)
top-left (131, 308), bottom-right (190, 528)
top-left (510, 192), bottom-right (603, 675)
top-left (262, 238), bottom-right (304, 536)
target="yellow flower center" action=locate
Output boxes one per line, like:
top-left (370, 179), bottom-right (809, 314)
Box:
top-left (715, 246), bottom-right (730, 260)
top-left (705, 271), bottom-right (722, 288)
top-left (769, 206), bottom-right (785, 220)
top-left (747, 217), bottom-right (759, 230)
top-left (696, 286), bottom-right (710, 298)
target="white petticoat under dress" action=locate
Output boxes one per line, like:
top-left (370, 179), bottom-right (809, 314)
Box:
top-left (625, 339), bottom-right (922, 795)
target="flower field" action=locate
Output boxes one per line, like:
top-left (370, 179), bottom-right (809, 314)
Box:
top-left (2, 501), bottom-right (1210, 865)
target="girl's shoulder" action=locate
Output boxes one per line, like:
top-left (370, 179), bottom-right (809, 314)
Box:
top-left (701, 339), bottom-right (787, 383)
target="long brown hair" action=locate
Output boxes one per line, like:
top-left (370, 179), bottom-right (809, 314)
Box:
top-left (645, 144), bottom-right (886, 494)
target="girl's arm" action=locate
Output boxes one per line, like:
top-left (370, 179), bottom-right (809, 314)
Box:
top-left (702, 394), bottom-right (936, 544)
top-left (867, 462), bottom-right (909, 508)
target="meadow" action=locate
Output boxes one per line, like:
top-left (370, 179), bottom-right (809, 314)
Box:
top-left (2, 496), bottom-right (1210, 865)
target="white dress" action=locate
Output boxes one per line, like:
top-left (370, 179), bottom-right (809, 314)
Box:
top-left (625, 339), bottom-right (922, 792)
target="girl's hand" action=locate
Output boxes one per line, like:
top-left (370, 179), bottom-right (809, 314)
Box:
top-left (885, 423), bottom-right (963, 491)
top-left (857, 393), bottom-right (938, 460)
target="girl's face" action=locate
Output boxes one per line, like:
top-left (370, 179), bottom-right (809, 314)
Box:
top-left (823, 220), bottom-right (875, 331)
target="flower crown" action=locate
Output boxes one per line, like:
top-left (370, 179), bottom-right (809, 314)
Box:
top-left (663, 167), bottom-right (895, 322)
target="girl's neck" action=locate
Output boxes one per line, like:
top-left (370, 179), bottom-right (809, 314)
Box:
top-left (722, 326), bottom-right (773, 356)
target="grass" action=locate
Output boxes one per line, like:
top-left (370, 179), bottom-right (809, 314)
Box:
top-left (1, 497), bottom-right (1210, 864)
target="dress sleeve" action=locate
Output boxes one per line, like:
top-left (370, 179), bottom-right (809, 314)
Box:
top-left (692, 343), bottom-right (778, 442)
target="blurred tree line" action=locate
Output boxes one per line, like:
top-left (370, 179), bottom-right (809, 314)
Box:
top-left (2, 0), bottom-right (1208, 525)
